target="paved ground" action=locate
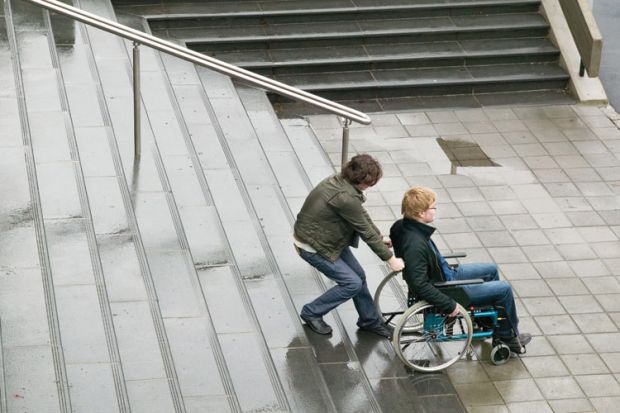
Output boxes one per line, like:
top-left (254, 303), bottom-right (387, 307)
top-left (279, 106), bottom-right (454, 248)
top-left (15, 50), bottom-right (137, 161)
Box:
top-left (307, 103), bottom-right (620, 413)
top-left (4, 0), bottom-right (620, 412)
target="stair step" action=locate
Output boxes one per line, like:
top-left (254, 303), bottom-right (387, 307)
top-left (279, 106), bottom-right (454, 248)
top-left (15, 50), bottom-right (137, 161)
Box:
top-left (272, 90), bottom-right (575, 116)
top-left (184, 13), bottom-right (549, 51)
top-left (266, 63), bottom-right (569, 100)
top-left (209, 38), bottom-right (559, 73)
top-left (146, 0), bottom-right (541, 28)
top-left (128, 0), bottom-right (569, 105)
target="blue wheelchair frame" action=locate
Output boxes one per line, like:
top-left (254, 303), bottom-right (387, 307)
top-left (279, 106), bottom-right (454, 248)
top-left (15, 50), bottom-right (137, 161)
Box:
top-left (423, 308), bottom-right (499, 342)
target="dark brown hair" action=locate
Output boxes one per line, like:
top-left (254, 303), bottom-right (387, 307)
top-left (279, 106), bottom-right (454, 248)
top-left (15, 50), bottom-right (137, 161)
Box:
top-left (341, 154), bottom-right (383, 186)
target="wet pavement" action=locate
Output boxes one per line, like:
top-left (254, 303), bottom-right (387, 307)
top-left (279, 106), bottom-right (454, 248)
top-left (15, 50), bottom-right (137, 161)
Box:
top-left (3, 0), bottom-right (620, 412)
top-left (304, 103), bottom-right (620, 413)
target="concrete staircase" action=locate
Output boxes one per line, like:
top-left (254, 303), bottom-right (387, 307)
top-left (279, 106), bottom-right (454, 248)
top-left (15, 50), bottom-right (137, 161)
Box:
top-left (2, 0), bottom-right (466, 411)
top-left (135, 0), bottom-right (570, 109)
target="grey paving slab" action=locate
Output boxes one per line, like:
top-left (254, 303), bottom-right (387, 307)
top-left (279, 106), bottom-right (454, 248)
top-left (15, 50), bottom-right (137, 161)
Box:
top-left (146, 251), bottom-right (203, 318)
top-left (126, 378), bottom-right (177, 413)
top-left (0, 150), bottom-right (30, 228)
top-left (318, 362), bottom-right (381, 413)
top-left (178, 205), bottom-right (229, 266)
top-left (44, 222), bottom-right (89, 285)
top-left (37, 162), bottom-right (82, 219)
top-left (74, 127), bottom-right (116, 177)
top-left (133, 192), bottom-right (182, 250)
top-left (247, 186), bottom-right (292, 235)
top-left (218, 332), bottom-right (287, 412)
top-left (163, 317), bottom-right (227, 398)
top-left (86, 176), bottom-right (128, 233)
top-left (97, 234), bottom-right (149, 302)
top-left (66, 363), bottom-right (118, 413)
top-left (184, 396), bottom-right (233, 413)
top-left (244, 277), bottom-right (305, 348)
top-left (55, 285), bottom-right (111, 365)
top-left (0, 114), bottom-right (21, 147)
top-left (3, 346), bottom-right (60, 413)
top-left (28, 111), bottom-right (72, 162)
top-left (0, 267), bottom-right (50, 349)
top-left (110, 300), bottom-right (169, 381)
top-left (220, 219), bottom-right (271, 279)
top-left (197, 266), bottom-right (254, 334)
top-left (64, 83), bottom-right (105, 127)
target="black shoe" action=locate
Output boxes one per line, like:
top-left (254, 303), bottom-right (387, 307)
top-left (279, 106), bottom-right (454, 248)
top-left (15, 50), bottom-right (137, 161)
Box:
top-left (501, 333), bottom-right (532, 354)
top-left (301, 315), bottom-right (332, 335)
top-left (359, 323), bottom-right (392, 339)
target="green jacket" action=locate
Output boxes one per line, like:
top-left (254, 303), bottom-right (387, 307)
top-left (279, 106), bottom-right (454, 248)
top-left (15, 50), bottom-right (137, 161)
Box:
top-left (390, 218), bottom-right (456, 313)
top-left (294, 174), bottom-right (393, 262)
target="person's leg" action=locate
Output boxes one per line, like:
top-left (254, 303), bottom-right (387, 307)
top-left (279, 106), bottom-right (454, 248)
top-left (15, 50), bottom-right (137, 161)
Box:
top-left (454, 263), bottom-right (499, 283)
top-left (299, 248), bottom-right (363, 320)
top-left (338, 247), bottom-right (381, 328)
top-left (462, 281), bottom-right (518, 338)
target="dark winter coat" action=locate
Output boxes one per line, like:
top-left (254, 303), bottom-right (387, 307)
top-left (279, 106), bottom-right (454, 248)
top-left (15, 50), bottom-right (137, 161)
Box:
top-left (390, 218), bottom-right (456, 313)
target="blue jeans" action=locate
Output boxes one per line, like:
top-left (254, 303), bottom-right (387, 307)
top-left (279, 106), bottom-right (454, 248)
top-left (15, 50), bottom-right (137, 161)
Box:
top-left (452, 263), bottom-right (519, 338)
top-left (298, 247), bottom-right (381, 328)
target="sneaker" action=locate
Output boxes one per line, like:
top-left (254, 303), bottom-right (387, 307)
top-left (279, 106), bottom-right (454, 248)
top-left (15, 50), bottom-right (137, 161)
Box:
top-left (359, 323), bottom-right (392, 339)
top-left (300, 314), bottom-right (332, 335)
top-left (501, 333), bottom-right (532, 354)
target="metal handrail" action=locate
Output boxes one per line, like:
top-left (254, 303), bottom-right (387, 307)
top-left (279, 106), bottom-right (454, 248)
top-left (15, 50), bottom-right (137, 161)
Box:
top-left (23, 0), bottom-right (372, 125)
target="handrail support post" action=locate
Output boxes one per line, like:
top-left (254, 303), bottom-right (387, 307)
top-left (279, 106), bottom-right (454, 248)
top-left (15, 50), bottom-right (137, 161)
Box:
top-left (133, 41), bottom-right (141, 160)
top-left (579, 59), bottom-right (586, 77)
top-left (341, 118), bottom-right (352, 171)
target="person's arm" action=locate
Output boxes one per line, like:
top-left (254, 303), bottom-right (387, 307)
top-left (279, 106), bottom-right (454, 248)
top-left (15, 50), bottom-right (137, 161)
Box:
top-left (329, 192), bottom-right (393, 261)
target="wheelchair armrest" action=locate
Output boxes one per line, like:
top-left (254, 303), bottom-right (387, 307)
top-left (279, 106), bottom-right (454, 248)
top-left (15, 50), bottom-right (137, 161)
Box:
top-left (433, 279), bottom-right (484, 288)
top-left (443, 252), bottom-right (467, 259)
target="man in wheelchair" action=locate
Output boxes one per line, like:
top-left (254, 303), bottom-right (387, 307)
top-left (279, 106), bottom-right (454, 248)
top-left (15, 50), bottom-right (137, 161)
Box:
top-left (390, 186), bottom-right (531, 355)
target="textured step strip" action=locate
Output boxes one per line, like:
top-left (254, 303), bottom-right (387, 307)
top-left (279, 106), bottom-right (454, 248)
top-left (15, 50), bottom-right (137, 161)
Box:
top-left (46, 12), bottom-right (132, 411)
top-left (74, 0), bottom-right (186, 411)
top-left (237, 87), bottom-right (384, 413)
top-left (4, 0), bottom-right (71, 411)
top-left (150, 142), bottom-right (242, 413)
top-left (130, 13), bottom-right (334, 412)
top-left (156, 54), bottom-right (308, 411)
top-left (175, 73), bottom-right (293, 412)
top-left (180, 60), bottom-right (380, 409)
top-left (131, 23), bottom-right (309, 408)
top-left (120, 16), bottom-right (258, 413)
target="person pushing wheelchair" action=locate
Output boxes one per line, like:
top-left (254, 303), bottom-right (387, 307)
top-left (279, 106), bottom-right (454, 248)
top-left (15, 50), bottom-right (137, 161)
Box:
top-left (390, 186), bottom-right (531, 354)
top-left (294, 154), bottom-right (405, 338)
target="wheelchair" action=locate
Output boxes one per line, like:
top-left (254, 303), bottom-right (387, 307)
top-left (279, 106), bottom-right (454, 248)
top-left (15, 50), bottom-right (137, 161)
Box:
top-left (374, 254), bottom-right (514, 373)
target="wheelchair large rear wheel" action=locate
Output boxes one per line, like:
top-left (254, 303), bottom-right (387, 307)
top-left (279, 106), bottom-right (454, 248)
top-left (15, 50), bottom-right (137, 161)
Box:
top-left (374, 271), bottom-right (417, 331)
top-left (393, 301), bottom-right (473, 373)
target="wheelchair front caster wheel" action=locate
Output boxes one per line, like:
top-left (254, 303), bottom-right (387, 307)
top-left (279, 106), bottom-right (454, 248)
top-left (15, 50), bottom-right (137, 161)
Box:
top-left (490, 344), bottom-right (511, 365)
